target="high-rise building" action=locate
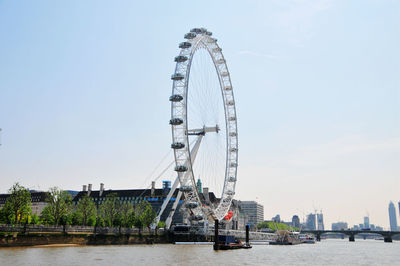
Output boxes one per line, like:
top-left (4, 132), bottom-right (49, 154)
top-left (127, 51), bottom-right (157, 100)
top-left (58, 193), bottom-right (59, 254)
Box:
top-left (196, 178), bottom-right (202, 194)
top-left (388, 201), bottom-right (398, 231)
top-left (292, 215), bottom-right (300, 228)
top-left (238, 201), bottom-right (264, 228)
top-left (332, 222), bottom-right (348, 230)
top-left (317, 213), bottom-right (324, 230)
top-left (364, 216), bottom-right (370, 229)
top-left (306, 213), bottom-right (316, 230)
top-left (272, 214), bottom-right (281, 223)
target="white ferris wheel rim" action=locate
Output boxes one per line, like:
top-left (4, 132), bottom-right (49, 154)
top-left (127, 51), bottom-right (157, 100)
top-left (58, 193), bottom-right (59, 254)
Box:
top-left (170, 28), bottom-right (238, 221)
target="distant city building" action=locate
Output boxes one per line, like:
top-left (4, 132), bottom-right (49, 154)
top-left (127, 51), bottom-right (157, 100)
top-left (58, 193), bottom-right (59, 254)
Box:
top-left (272, 214), bottom-right (281, 223)
top-left (306, 213), bottom-right (316, 230)
top-left (317, 213), bottom-right (324, 230)
top-left (375, 226), bottom-right (383, 231)
top-left (0, 191), bottom-right (49, 216)
top-left (370, 224), bottom-right (375, 230)
top-left (292, 215), bottom-right (300, 228)
top-left (332, 222), bottom-right (348, 230)
top-left (388, 201), bottom-right (398, 231)
top-left (364, 216), bottom-right (370, 229)
top-left (238, 201), bottom-right (264, 228)
top-left (196, 178), bottom-right (202, 194)
top-left (352, 225), bottom-right (359, 230)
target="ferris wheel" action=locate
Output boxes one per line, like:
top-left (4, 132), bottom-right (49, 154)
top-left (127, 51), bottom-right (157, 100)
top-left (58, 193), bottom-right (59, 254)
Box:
top-left (164, 27), bottom-right (238, 226)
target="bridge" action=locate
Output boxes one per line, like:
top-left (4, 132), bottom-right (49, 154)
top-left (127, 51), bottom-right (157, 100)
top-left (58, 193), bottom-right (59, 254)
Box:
top-left (302, 230), bottom-right (400, 242)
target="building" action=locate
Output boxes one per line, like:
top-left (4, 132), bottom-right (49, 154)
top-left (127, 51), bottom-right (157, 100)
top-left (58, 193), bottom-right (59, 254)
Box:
top-left (271, 214), bottom-right (281, 223)
top-left (388, 201), bottom-right (398, 231)
top-left (364, 216), bottom-right (370, 229)
top-left (332, 222), bottom-right (348, 230)
top-left (317, 213), bottom-right (324, 230)
top-left (73, 182), bottom-right (186, 225)
top-left (0, 191), bottom-right (49, 216)
top-left (73, 182), bottom-right (220, 226)
top-left (292, 215), bottom-right (300, 228)
top-left (238, 201), bottom-right (264, 228)
top-left (305, 213), bottom-right (316, 230)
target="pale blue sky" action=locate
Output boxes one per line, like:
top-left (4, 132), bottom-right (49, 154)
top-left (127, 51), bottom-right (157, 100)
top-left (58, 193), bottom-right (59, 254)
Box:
top-left (0, 0), bottom-right (399, 228)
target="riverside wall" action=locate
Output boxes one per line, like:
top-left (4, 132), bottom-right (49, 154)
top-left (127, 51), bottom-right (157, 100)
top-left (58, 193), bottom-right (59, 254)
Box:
top-left (0, 225), bottom-right (168, 247)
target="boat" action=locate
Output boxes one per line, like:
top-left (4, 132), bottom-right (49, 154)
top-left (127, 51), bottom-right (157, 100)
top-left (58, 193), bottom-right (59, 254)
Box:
top-left (300, 234), bottom-right (316, 244)
top-left (269, 230), bottom-right (302, 245)
top-left (214, 235), bottom-right (252, 250)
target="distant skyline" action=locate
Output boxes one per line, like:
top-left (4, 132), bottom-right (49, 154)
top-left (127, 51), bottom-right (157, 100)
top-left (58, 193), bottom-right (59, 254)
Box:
top-left (0, 0), bottom-right (399, 229)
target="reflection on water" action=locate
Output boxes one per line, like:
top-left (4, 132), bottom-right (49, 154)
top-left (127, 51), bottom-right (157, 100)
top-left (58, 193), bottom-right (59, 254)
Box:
top-left (0, 239), bottom-right (398, 266)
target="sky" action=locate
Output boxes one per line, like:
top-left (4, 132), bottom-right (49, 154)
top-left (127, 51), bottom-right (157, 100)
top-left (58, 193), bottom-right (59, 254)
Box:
top-left (0, 0), bottom-right (399, 229)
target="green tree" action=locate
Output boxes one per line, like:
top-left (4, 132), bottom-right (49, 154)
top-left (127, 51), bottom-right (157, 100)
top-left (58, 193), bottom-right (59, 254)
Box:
top-left (99, 193), bottom-right (120, 227)
top-left (41, 187), bottom-right (72, 225)
top-left (30, 214), bottom-right (40, 225)
top-left (120, 203), bottom-right (134, 228)
top-left (2, 183), bottom-right (31, 224)
top-left (74, 195), bottom-right (96, 226)
top-left (135, 201), bottom-right (156, 232)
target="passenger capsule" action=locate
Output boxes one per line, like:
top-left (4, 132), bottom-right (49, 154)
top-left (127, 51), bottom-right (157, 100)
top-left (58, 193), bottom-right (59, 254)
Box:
top-left (228, 176), bottom-right (237, 182)
top-left (185, 201), bottom-right (199, 209)
top-left (179, 185), bottom-right (193, 192)
top-left (192, 214), bottom-right (204, 221)
top-left (179, 42), bottom-right (192, 49)
top-left (174, 55), bottom-right (188, 62)
top-left (205, 31), bottom-right (212, 36)
top-left (190, 28), bottom-right (202, 34)
top-left (230, 162), bottom-right (237, 167)
top-left (169, 118), bottom-right (183, 125)
top-left (226, 100), bottom-right (234, 105)
top-left (226, 190), bottom-right (235, 196)
top-left (229, 132), bottom-right (237, 137)
top-left (216, 59), bottom-right (225, 64)
top-left (171, 142), bottom-right (185, 149)
top-left (221, 72), bottom-right (229, 77)
top-left (212, 47), bottom-right (222, 53)
top-left (207, 38), bottom-right (217, 43)
top-left (171, 73), bottom-right (184, 80)
top-left (224, 86), bottom-right (232, 90)
top-left (175, 165), bottom-right (187, 172)
top-left (230, 148), bottom-right (238, 152)
top-left (169, 94), bottom-right (183, 102)
top-left (228, 116), bottom-right (236, 121)
top-left (184, 32), bottom-right (196, 39)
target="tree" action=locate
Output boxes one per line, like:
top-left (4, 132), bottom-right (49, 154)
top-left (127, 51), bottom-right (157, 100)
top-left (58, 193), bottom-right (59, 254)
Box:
top-left (74, 195), bottom-right (96, 226)
top-left (135, 201), bottom-right (156, 233)
top-left (99, 193), bottom-right (120, 227)
top-left (2, 183), bottom-right (31, 224)
top-left (41, 187), bottom-right (72, 225)
top-left (119, 203), bottom-right (134, 228)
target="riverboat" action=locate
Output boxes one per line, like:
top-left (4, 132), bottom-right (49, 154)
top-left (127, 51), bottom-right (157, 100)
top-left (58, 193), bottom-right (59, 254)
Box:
top-left (269, 230), bottom-right (302, 245)
top-left (214, 235), bottom-right (252, 250)
top-left (299, 234), bottom-right (316, 244)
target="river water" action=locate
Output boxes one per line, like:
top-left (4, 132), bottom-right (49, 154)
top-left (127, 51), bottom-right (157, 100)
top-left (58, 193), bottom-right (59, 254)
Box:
top-left (0, 239), bottom-right (398, 266)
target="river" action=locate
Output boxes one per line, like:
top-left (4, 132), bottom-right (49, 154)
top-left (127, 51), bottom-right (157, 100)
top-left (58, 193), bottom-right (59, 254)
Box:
top-left (0, 239), bottom-right (398, 266)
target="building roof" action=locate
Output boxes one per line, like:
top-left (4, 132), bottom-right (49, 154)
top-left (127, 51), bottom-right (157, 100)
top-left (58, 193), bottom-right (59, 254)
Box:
top-left (72, 188), bottom-right (179, 202)
top-left (0, 191), bottom-right (48, 204)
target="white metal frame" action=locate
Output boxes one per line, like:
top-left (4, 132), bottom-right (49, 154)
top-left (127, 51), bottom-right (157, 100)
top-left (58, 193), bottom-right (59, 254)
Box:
top-left (170, 28), bottom-right (238, 223)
